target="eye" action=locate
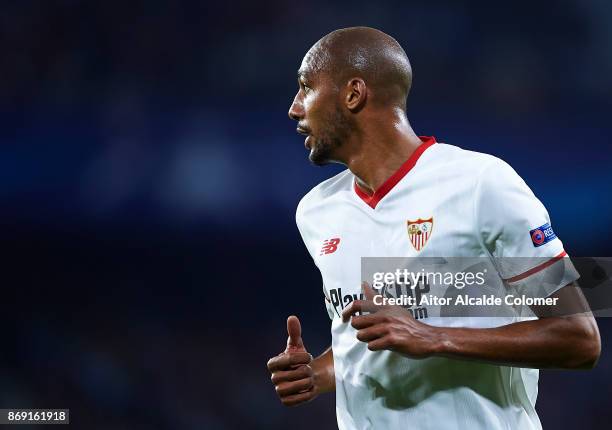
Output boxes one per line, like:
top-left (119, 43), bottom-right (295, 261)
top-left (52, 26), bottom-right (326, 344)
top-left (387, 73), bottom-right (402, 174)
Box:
top-left (300, 81), bottom-right (311, 94)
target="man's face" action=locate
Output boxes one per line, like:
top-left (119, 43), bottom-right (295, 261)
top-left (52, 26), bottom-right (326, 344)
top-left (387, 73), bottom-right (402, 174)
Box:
top-left (288, 56), bottom-right (351, 166)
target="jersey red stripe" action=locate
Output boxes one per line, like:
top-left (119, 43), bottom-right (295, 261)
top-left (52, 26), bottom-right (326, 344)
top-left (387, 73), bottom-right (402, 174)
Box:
top-left (504, 250), bottom-right (568, 283)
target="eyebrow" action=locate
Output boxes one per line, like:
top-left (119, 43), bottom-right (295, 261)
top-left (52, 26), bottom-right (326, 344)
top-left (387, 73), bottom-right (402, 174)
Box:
top-left (297, 70), bottom-right (309, 80)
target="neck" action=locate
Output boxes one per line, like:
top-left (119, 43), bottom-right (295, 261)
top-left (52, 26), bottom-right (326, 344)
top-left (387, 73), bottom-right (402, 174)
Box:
top-left (345, 110), bottom-right (423, 195)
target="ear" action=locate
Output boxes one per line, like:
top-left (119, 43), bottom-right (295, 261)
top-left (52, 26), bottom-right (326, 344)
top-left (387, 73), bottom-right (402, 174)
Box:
top-left (345, 78), bottom-right (367, 111)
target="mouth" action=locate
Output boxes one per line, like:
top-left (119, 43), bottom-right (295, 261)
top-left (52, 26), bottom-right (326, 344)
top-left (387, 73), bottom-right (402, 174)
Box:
top-left (296, 127), bottom-right (310, 136)
top-left (296, 127), bottom-right (312, 149)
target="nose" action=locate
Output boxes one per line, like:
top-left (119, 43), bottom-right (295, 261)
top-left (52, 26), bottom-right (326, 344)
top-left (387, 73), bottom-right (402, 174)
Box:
top-left (288, 92), bottom-right (303, 121)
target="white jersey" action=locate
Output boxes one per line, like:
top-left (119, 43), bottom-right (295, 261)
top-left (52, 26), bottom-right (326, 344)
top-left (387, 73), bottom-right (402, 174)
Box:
top-left (296, 137), bottom-right (578, 430)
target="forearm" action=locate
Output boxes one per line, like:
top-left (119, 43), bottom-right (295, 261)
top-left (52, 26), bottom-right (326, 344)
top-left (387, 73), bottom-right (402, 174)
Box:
top-left (311, 346), bottom-right (335, 393)
top-left (433, 315), bottom-right (600, 369)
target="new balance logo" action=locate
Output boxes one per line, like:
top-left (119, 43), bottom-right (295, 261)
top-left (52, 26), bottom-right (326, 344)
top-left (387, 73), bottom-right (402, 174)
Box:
top-left (320, 238), bottom-right (341, 255)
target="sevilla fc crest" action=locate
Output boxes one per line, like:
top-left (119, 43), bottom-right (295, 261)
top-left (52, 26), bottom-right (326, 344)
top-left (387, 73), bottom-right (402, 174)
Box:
top-left (407, 217), bottom-right (433, 251)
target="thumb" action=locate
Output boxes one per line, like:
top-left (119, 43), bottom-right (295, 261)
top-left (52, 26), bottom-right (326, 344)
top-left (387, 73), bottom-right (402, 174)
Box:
top-left (285, 315), bottom-right (306, 352)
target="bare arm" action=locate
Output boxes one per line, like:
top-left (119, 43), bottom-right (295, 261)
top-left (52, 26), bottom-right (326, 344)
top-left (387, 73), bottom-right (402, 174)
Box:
top-left (436, 315), bottom-right (599, 369)
top-left (311, 346), bottom-right (335, 393)
top-left (344, 283), bottom-right (601, 369)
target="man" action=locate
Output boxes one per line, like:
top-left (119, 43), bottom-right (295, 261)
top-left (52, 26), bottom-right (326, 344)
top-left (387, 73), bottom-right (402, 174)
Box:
top-left (267, 27), bottom-right (600, 429)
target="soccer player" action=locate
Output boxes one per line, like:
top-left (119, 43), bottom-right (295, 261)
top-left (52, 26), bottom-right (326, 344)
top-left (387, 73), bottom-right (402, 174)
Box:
top-left (267, 27), bottom-right (600, 429)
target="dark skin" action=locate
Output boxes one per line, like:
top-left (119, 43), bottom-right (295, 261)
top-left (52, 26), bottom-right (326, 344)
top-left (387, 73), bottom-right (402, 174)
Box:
top-left (267, 27), bottom-right (601, 407)
top-left (267, 316), bottom-right (334, 407)
top-left (344, 282), bottom-right (600, 369)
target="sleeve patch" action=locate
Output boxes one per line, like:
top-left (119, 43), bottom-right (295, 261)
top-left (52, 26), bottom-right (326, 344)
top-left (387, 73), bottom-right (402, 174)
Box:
top-left (530, 222), bottom-right (556, 247)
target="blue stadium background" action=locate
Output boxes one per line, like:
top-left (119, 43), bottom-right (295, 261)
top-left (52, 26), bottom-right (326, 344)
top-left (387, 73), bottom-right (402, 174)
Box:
top-left (1, 1), bottom-right (611, 428)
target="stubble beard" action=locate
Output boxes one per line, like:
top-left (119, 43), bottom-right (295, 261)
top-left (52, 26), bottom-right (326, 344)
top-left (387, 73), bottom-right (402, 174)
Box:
top-left (309, 106), bottom-right (352, 166)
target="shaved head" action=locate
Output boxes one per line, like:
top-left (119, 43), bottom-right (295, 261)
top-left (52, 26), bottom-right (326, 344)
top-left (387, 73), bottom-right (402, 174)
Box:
top-left (300, 27), bottom-right (412, 110)
top-left (289, 27), bottom-right (416, 166)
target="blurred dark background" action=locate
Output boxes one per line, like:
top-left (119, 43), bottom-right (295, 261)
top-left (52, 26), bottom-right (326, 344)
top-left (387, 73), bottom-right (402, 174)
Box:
top-left (1, 1), bottom-right (611, 429)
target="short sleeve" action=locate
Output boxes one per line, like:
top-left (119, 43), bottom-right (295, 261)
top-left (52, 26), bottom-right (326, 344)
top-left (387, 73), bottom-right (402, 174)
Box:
top-left (475, 158), bottom-right (579, 297)
top-left (297, 200), bottom-right (335, 320)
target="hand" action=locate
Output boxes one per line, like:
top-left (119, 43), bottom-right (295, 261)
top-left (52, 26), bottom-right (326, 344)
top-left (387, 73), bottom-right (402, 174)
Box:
top-left (267, 316), bottom-right (318, 406)
top-left (342, 283), bottom-right (442, 359)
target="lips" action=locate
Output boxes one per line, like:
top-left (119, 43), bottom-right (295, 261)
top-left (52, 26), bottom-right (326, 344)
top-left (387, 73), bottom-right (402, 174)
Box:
top-left (296, 126), bottom-right (312, 149)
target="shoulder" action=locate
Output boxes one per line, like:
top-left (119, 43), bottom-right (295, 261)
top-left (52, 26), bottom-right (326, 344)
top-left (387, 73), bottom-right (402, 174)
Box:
top-left (433, 143), bottom-right (507, 171)
top-left (432, 143), bottom-right (523, 185)
top-left (296, 169), bottom-right (353, 224)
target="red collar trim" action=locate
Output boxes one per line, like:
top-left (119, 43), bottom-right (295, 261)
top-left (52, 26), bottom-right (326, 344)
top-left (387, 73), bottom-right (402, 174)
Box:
top-left (354, 136), bottom-right (436, 209)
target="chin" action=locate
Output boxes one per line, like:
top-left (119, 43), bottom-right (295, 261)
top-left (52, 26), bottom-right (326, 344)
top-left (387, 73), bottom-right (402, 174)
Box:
top-left (308, 137), bottom-right (343, 166)
top-left (309, 147), bottom-right (332, 166)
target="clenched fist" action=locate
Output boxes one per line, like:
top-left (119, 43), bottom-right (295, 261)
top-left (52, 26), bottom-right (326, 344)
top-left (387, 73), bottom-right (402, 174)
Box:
top-left (267, 316), bottom-right (319, 406)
